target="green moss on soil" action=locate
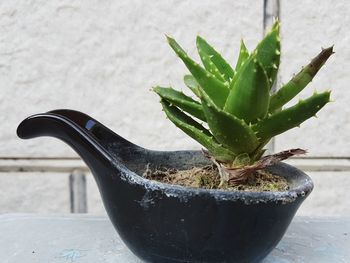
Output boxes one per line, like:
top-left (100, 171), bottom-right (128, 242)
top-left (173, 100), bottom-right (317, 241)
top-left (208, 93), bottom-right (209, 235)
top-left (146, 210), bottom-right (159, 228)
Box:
top-left (143, 165), bottom-right (289, 192)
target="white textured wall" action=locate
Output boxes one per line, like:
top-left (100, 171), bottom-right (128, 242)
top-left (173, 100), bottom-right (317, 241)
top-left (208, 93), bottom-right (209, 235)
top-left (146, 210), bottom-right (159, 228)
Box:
top-left (0, 0), bottom-right (263, 157)
top-left (1, 1), bottom-right (348, 158)
top-left (276, 1), bottom-right (350, 156)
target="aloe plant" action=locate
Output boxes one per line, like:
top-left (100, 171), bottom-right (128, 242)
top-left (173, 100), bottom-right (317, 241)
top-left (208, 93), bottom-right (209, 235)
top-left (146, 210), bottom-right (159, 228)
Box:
top-left (154, 21), bottom-right (333, 185)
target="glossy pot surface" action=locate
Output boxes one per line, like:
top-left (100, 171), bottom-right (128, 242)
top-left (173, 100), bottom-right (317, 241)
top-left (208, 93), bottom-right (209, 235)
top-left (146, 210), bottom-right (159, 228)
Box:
top-left (17, 109), bottom-right (313, 263)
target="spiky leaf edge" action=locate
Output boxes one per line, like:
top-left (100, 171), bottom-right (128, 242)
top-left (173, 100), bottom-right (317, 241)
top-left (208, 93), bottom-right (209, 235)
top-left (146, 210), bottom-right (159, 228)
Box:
top-left (253, 91), bottom-right (331, 141)
top-left (161, 100), bottom-right (236, 162)
top-left (200, 88), bottom-right (259, 155)
top-left (154, 86), bottom-right (206, 121)
top-left (196, 36), bottom-right (235, 82)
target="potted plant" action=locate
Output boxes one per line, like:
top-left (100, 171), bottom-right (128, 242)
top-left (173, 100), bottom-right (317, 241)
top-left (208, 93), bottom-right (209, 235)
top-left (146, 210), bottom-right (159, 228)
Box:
top-left (17, 21), bottom-right (333, 263)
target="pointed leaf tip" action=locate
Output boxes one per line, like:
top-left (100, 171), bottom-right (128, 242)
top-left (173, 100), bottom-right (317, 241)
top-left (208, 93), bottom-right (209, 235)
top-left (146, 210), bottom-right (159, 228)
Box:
top-left (167, 37), bottom-right (229, 108)
top-left (311, 46), bottom-right (334, 73)
top-left (254, 22), bottom-right (281, 88)
top-left (196, 35), bottom-right (235, 82)
top-left (271, 19), bottom-right (280, 31)
top-left (269, 47), bottom-right (334, 112)
top-left (235, 39), bottom-right (250, 72)
top-left (226, 58), bottom-right (270, 123)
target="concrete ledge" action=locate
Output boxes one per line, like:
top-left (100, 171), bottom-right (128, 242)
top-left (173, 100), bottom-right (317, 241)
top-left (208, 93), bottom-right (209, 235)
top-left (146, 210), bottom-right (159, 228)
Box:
top-left (1, 157), bottom-right (350, 173)
top-left (0, 214), bottom-right (349, 262)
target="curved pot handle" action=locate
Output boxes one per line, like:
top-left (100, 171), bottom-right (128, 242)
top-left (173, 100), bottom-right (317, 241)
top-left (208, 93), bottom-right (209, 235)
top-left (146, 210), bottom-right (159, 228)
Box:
top-left (47, 109), bottom-right (142, 151)
top-left (17, 109), bottom-right (137, 173)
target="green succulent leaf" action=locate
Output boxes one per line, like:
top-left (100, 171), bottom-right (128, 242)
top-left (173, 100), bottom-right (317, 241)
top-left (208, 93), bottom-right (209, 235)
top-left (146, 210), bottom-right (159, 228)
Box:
top-left (183, 75), bottom-right (201, 98)
top-left (167, 36), bottom-right (230, 108)
top-left (161, 100), bottom-right (236, 162)
top-left (196, 36), bottom-right (235, 83)
top-left (196, 39), bottom-right (225, 82)
top-left (224, 57), bottom-right (270, 123)
top-left (235, 39), bottom-right (250, 72)
top-left (269, 46), bottom-right (334, 112)
top-left (154, 86), bottom-right (206, 122)
top-left (200, 89), bottom-right (259, 155)
top-left (253, 91), bottom-right (331, 141)
top-left (254, 20), bottom-right (281, 87)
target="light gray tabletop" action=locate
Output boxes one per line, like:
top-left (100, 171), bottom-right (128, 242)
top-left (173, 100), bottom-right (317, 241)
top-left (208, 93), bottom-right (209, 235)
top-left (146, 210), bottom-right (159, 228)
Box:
top-left (0, 214), bottom-right (349, 263)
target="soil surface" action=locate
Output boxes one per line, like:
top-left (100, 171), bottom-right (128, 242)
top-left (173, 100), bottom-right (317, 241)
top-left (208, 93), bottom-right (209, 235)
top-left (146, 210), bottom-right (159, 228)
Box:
top-left (143, 164), bottom-right (289, 192)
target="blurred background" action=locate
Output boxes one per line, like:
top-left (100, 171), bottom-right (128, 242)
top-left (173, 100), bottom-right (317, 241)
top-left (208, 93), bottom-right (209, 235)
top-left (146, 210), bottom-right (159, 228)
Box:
top-left (0, 0), bottom-right (349, 216)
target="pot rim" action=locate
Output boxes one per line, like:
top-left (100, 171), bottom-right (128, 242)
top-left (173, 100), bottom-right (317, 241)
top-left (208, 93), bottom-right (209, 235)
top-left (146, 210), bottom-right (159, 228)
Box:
top-left (20, 109), bottom-right (312, 205)
top-left (115, 157), bottom-right (314, 204)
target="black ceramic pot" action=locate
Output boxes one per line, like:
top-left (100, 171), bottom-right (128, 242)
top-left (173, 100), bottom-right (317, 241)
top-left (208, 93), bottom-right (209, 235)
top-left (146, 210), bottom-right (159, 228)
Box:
top-left (17, 109), bottom-right (313, 263)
